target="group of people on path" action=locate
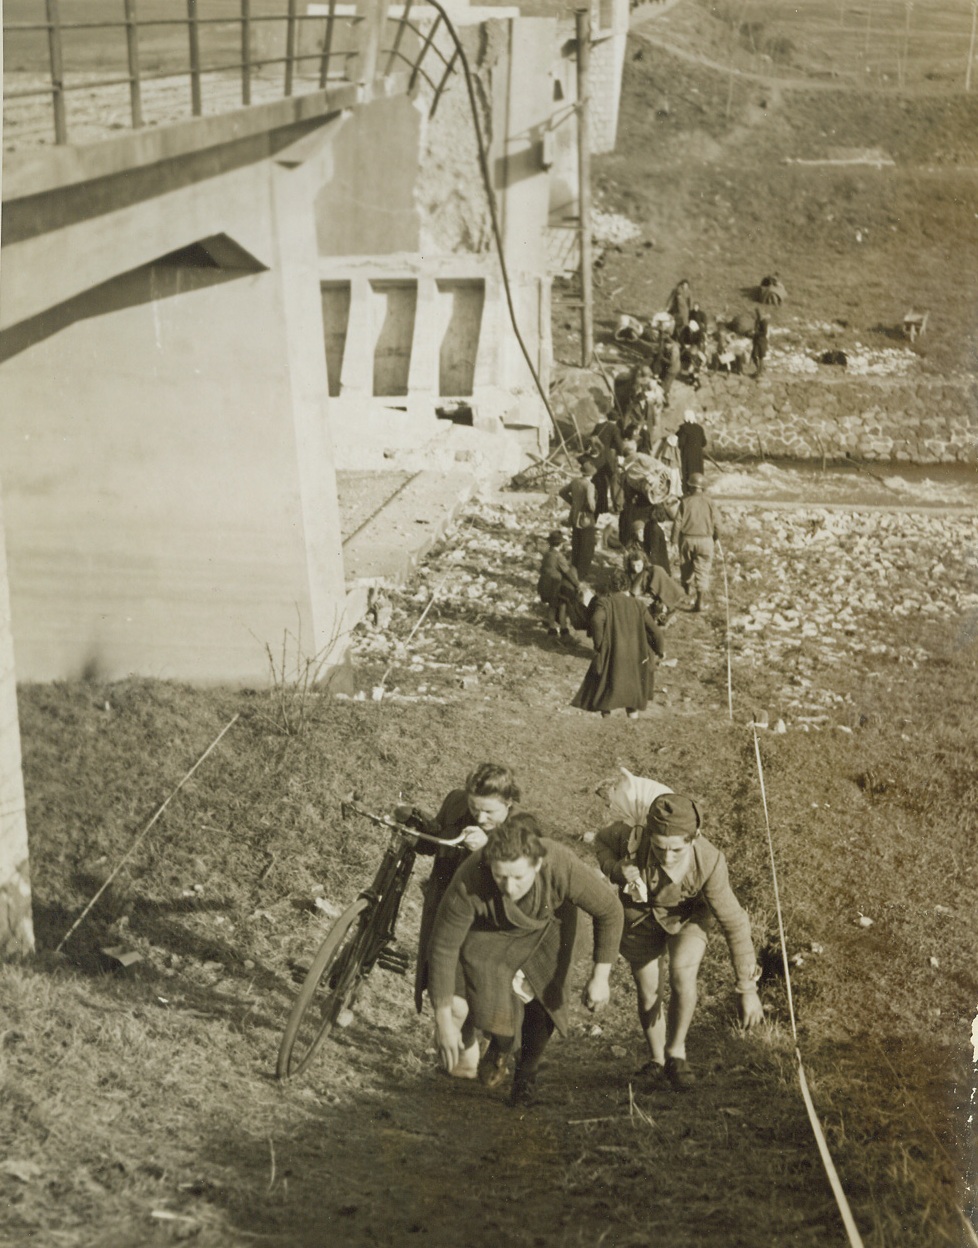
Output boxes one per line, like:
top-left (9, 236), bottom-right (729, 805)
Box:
top-left (619, 275), bottom-right (780, 388)
top-left (401, 762), bottom-right (762, 1108)
top-left (539, 404), bottom-right (720, 720)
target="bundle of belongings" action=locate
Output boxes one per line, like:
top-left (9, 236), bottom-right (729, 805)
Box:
top-left (614, 313), bottom-right (646, 344)
top-left (759, 274), bottom-right (787, 305)
top-left (622, 452), bottom-right (674, 506)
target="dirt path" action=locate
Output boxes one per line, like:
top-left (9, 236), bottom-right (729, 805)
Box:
top-left (628, 8), bottom-right (972, 98)
top-left (7, 475), bottom-right (973, 1246)
top-left (239, 482), bottom-right (975, 1248)
top-left (265, 994), bottom-right (837, 1248)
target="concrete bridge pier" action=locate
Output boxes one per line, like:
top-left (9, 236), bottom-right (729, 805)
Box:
top-left (0, 104), bottom-right (359, 685)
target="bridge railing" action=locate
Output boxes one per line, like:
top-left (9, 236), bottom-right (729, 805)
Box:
top-left (2, 0), bottom-right (457, 147)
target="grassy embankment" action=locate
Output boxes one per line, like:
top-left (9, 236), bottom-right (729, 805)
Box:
top-left (556, 1), bottom-right (978, 377)
top-left (2, 492), bottom-right (976, 1246)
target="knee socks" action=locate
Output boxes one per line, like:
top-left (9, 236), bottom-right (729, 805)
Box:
top-left (517, 1000), bottom-right (555, 1076)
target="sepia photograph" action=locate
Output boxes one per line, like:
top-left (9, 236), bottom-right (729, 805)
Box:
top-left (0, 0), bottom-right (975, 1244)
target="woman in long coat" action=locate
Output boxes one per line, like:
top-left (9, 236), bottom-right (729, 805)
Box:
top-left (429, 813), bottom-right (623, 1106)
top-left (572, 571), bottom-right (664, 718)
top-left (677, 410), bottom-right (707, 494)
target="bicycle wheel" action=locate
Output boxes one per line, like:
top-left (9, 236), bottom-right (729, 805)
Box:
top-left (277, 897), bottom-right (371, 1080)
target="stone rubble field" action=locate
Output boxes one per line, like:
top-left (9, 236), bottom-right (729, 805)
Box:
top-left (769, 325), bottom-right (921, 377)
top-left (345, 482), bottom-right (978, 733)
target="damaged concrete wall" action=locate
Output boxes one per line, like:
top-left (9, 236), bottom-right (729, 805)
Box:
top-left (315, 96), bottom-right (423, 256)
top-left (316, 14), bottom-right (557, 468)
top-left (416, 22), bottom-right (497, 257)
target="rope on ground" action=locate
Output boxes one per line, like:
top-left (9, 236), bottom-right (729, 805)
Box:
top-left (717, 538), bottom-right (733, 721)
top-left (56, 714), bottom-right (241, 953)
top-left (751, 728), bottom-right (865, 1248)
top-left (425, 0), bottom-right (578, 458)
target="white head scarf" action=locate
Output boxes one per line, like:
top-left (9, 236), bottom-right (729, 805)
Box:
top-left (602, 767), bottom-right (673, 855)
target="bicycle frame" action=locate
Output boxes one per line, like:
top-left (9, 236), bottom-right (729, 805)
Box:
top-left (356, 830), bottom-right (418, 972)
top-left (277, 805), bottom-right (469, 1077)
top-left (342, 804), bottom-right (467, 970)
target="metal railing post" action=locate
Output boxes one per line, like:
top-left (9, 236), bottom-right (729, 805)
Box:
top-left (318, 0), bottom-right (337, 88)
top-left (124, 0), bottom-right (144, 128)
top-left (383, 0), bottom-right (412, 77)
top-left (187, 0), bottom-right (203, 116)
top-left (284, 0), bottom-right (299, 97)
top-left (241, 0), bottom-right (252, 105)
top-left (407, 12), bottom-right (441, 92)
top-left (45, 0), bottom-right (68, 144)
top-left (353, 0), bottom-right (391, 88)
top-left (430, 46), bottom-right (458, 117)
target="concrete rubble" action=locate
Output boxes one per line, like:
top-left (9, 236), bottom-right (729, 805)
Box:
top-left (344, 479), bottom-right (978, 732)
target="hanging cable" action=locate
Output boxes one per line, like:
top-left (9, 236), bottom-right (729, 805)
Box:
top-left (421, 0), bottom-right (577, 459)
top-left (56, 714), bottom-right (240, 952)
top-left (752, 728), bottom-right (865, 1248)
top-left (717, 538), bottom-right (733, 721)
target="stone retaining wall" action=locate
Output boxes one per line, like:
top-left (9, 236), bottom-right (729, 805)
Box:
top-left (553, 365), bottom-right (978, 465)
top-left (689, 372), bottom-right (978, 464)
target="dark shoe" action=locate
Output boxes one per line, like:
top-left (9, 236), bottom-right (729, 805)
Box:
top-left (634, 1059), bottom-right (666, 1085)
top-left (560, 628), bottom-right (572, 638)
top-left (509, 1070), bottom-right (539, 1108)
top-left (478, 1045), bottom-right (510, 1089)
top-left (665, 1056), bottom-right (696, 1092)
top-left (547, 626), bottom-right (559, 636)
top-left (691, 594), bottom-right (702, 613)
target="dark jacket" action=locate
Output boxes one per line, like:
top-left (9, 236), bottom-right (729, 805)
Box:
top-left (537, 547), bottom-right (579, 606)
top-left (413, 789), bottom-right (490, 1012)
top-left (594, 825), bottom-right (756, 989)
top-left (428, 838), bottom-right (623, 1035)
top-left (677, 421), bottom-right (707, 483)
top-left (559, 476), bottom-right (597, 530)
top-left (572, 592), bottom-right (662, 713)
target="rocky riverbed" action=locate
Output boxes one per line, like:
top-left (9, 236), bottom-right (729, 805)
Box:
top-left (343, 465), bottom-right (978, 735)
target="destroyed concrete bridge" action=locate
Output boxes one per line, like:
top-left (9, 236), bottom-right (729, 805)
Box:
top-left (0, 0), bottom-right (631, 955)
top-left (0, 0), bottom-right (634, 684)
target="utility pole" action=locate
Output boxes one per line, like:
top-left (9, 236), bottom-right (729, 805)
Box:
top-left (575, 8), bottom-right (593, 368)
top-left (900, 1), bottom-right (912, 88)
top-left (967, 0), bottom-right (978, 92)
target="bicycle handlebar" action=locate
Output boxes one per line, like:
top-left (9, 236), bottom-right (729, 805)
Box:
top-left (341, 800), bottom-right (468, 848)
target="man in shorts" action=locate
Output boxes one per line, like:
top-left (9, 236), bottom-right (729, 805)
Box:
top-left (594, 792), bottom-right (763, 1090)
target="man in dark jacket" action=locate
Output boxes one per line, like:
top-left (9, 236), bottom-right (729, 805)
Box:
top-left (589, 412), bottom-right (625, 516)
top-left (558, 460), bottom-right (598, 579)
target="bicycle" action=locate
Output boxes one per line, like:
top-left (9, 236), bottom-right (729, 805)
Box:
top-left (276, 801), bottom-right (466, 1080)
